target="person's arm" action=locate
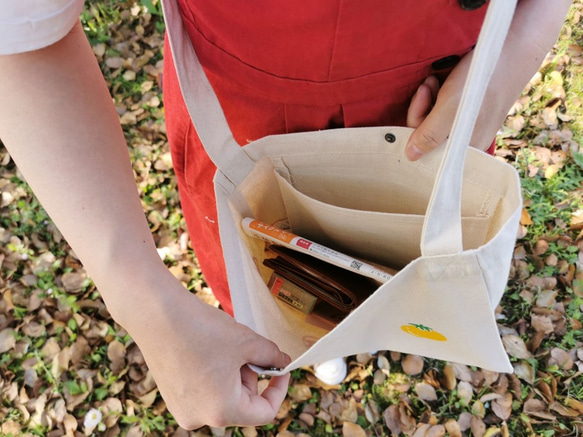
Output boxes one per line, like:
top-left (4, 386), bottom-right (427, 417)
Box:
top-left (405, 0), bottom-right (573, 160)
top-left (0, 21), bottom-right (290, 429)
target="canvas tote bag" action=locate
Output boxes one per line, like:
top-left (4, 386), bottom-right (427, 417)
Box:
top-left (161, 0), bottom-right (522, 374)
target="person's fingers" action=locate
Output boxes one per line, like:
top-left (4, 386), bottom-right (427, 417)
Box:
top-left (405, 97), bottom-right (454, 161)
top-left (234, 366), bottom-right (290, 426)
top-left (406, 84), bottom-right (432, 129)
top-left (256, 373), bottom-right (290, 414)
top-left (424, 75), bottom-right (440, 101)
top-left (239, 366), bottom-right (290, 401)
top-left (242, 334), bottom-right (292, 370)
top-left (260, 374), bottom-right (290, 405)
top-left (240, 363), bottom-right (260, 396)
top-left (407, 76), bottom-right (440, 129)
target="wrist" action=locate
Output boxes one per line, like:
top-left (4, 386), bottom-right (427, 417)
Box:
top-left (91, 250), bottom-right (200, 330)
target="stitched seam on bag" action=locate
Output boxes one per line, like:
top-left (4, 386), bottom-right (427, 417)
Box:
top-left (473, 253), bottom-right (499, 311)
top-left (273, 160), bottom-right (294, 184)
top-left (478, 192), bottom-right (498, 217)
top-left (277, 170), bottom-right (493, 221)
top-left (215, 174), bottom-right (236, 196)
top-left (269, 147), bottom-right (509, 215)
top-left (275, 152), bottom-right (502, 216)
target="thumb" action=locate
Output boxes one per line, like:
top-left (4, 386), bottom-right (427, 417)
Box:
top-left (235, 366), bottom-right (290, 426)
top-left (405, 107), bottom-right (451, 161)
top-left (243, 334), bottom-right (292, 371)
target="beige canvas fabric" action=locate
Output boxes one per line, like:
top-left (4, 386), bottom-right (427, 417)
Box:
top-left (161, 0), bottom-right (522, 373)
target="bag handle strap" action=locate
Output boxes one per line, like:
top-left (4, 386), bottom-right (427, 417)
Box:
top-left (161, 0), bottom-right (255, 186)
top-left (420, 0), bottom-right (517, 256)
top-left (161, 0), bottom-right (517, 256)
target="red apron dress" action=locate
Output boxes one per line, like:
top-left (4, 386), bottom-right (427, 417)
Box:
top-left (163, 0), bottom-right (489, 315)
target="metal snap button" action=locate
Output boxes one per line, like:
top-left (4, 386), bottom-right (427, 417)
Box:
top-left (385, 133), bottom-right (396, 143)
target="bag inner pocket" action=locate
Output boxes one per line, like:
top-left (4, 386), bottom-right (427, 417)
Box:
top-left (274, 167), bottom-right (493, 268)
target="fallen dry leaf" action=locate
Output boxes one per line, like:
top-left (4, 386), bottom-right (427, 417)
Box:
top-left (100, 397), bottom-right (123, 428)
top-left (241, 426), bottom-right (258, 437)
top-left (505, 115), bottom-right (525, 135)
top-left (502, 335), bottom-right (533, 359)
top-left (441, 364), bottom-right (456, 390)
top-left (471, 400), bottom-right (486, 418)
top-left (364, 399), bottom-right (381, 424)
top-left (373, 368), bottom-right (387, 385)
top-left (126, 425), bottom-right (144, 437)
top-left (564, 396), bottom-right (583, 413)
top-left (338, 399), bottom-right (359, 423)
top-left (536, 380), bottom-right (553, 403)
top-left (513, 361), bottom-right (535, 384)
top-left (451, 363), bottom-right (473, 382)
top-left (457, 381), bottom-right (473, 406)
top-left (531, 314), bottom-right (554, 334)
top-left (288, 384), bottom-right (312, 403)
top-left (105, 56), bottom-right (125, 69)
top-left (402, 354), bottom-right (424, 376)
top-left (492, 392), bottom-right (513, 420)
top-left (377, 354), bottom-right (390, 371)
top-left (542, 106), bottom-right (559, 130)
top-left (415, 382), bottom-right (438, 402)
top-left (523, 398), bottom-right (557, 421)
top-left (549, 401), bottom-right (581, 418)
top-left (61, 271), bottom-right (87, 294)
top-left (520, 208), bottom-right (533, 226)
top-left (426, 424), bottom-right (446, 437)
top-left (107, 340), bottom-right (127, 374)
top-left (535, 289), bottom-right (558, 307)
top-left (470, 415), bottom-right (486, 437)
top-left (548, 347), bottom-right (574, 370)
top-left (0, 328), bottom-right (16, 353)
top-left (22, 321), bottom-right (46, 338)
top-left (483, 427), bottom-right (502, 437)
top-left (457, 412), bottom-right (472, 432)
top-left (444, 419), bottom-right (462, 437)
top-left (63, 413), bottom-right (78, 435)
top-left (342, 421), bottom-right (366, 437)
top-left (413, 423), bottom-right (432, 436)
top-left (383, 404), bottom-right (415, 436)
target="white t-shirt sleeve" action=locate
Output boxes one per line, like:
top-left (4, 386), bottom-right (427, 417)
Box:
top-left (0, 0), bottom-right (85, 55)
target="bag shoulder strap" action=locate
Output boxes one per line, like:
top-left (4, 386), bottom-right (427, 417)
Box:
top-left (161, 0), bottom-right (255, 186)
top-left (420, 0), bottom-right (517, 256)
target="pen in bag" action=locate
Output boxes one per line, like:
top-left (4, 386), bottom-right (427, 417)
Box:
top-left (241, 217), bottom-right (393, 284)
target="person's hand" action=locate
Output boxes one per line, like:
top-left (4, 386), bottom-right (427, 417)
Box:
top-left (114, 268), bottom-right (291, 430)
top-left (404, 54), bottom-right (505, 161)
top-left (404, 0), bottom-right (573, 162)
top-left (406, 75), bottom-right (440, 132)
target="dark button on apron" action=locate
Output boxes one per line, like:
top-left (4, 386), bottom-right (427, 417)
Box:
top-left (459, 0), bottom-right (487, 11)
top-left (432, 55), bottom-right (461, 70)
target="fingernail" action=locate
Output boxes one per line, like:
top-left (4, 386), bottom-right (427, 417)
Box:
top-left (406, 144), bottom-right (424, 161)
top-left (283, 353), bottom-right (292, 366)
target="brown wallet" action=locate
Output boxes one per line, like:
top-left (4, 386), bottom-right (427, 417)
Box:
top-left (263, 245), bottom-right (379, 325)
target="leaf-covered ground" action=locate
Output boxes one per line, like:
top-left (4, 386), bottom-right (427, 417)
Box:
top-left (1, 1), bottom-right (582, 436)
